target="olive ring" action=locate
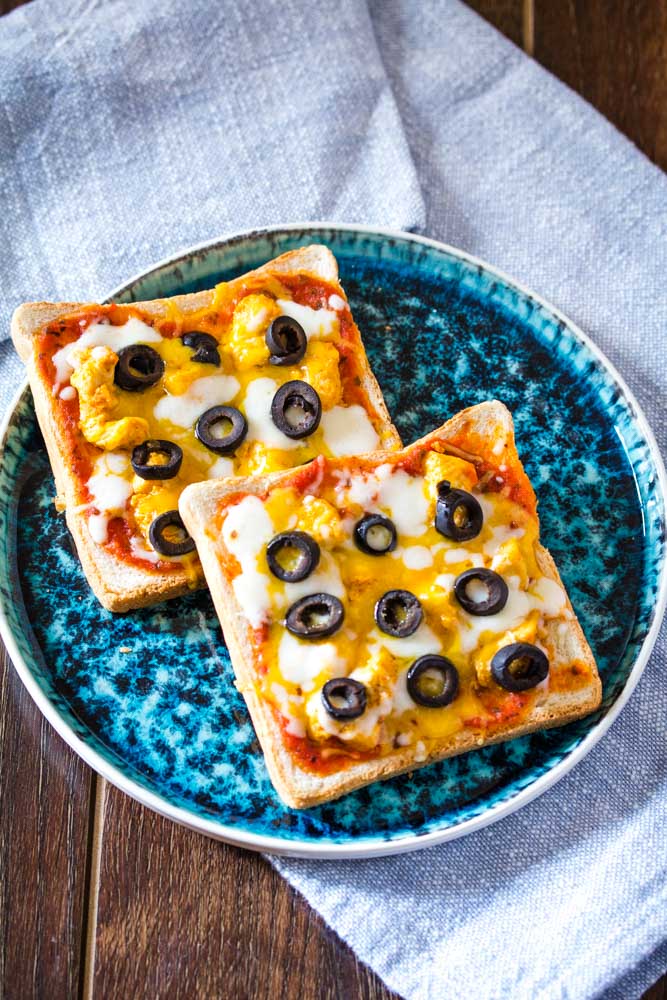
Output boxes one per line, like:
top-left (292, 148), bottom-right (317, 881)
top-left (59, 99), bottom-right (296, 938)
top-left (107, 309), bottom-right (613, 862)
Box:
top-left (491, 642), bottom-right (549, 692)
top-left (454, 568), bottom-right (509, 616)
top-left (182, 331), bottom-right (221, 366)
top-left (131, 439), bottom-right (183, 480)
top-left (374, 590), bottom-right (423, 638)
top-left (114, 344), bottom-right (165, 392)
top-left (285, 593), bottom-right (344, 639)
top-left (266, 531), bottom-right (320, 583)
top-left (407, 655), bottom-right (460, 708)
top-left (435, 484), bottom-right (484, 542)
top-left (148, 510), bottom-right (196, 557)
top-left (321, 678), bottom-right (367, 720)
top-left (195, 405), bottom-right (248, 455)
top-left (270, 380), bottom-right (322, 439)
top-left (266, 315), bottom-right (307, 366)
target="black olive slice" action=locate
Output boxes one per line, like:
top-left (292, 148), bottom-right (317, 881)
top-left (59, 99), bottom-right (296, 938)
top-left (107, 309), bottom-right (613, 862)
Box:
top-left (435, 484), bottom-right (483, 541)
top-left (407, 655), bottom-right (459, 708)
top-left (114, 344), bottom-right (165, 392)
top-left (354, 513), bottom-right (397, 555)
top-left (374, 590), bottom-right (423, 638)
top-left (271, 380), bottom-right (322, 439)
top-left (266, 531), bottom-right (320, 582)
top-left (195, 405), bottom-right (248, 455)
top-left (148, 510), bottom-right (196, 557)
top-left (182, 331), bottom-right (221, 366)
top-left (322, 678), bottom-right (367, 720)
top-left (285, 593), bottom-right (344, 639)
top-left (454, 568), bottom-right (509, 616)
top-left (266, 315), bottom-right (307, 366)
top-left (491, 642), bottom-right (549, 692)
top-left (131, 439), bottom-right (183, 480)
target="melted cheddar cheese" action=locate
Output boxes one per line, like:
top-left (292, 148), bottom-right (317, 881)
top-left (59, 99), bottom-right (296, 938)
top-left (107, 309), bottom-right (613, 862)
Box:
top-left (215, 444), bottom-right (593, 770)
top-left (38, 277), bottom-right (391, 573)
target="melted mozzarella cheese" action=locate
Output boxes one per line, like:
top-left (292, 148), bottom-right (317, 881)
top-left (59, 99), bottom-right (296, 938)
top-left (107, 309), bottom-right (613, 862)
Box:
top-left (276, 631), bottom-right (347, 691)
top-left (320, 405), bottom-right (379, 456)
top-left (242, 378), bottom-right (301, 450)
top-left (279, 553), bottom-right (345, 609)
top-left (328, 294), bottom-right (346, 311)
top-left (400, 545), bottom-right (434, 570)
top-left (370, 622), bottom-right (442, 660)
top-left (457, 573), bottom-right (566, 653)
top-left (53, 317), bottom-right (162, 387)
top-left (270, 682), bottom-right (305, 737)
top-left (207, 456), bottom-right (234, 479)
top-left (154, 374), bottom-right (241, 429)
top-left (222, 496), bottom-right (275, 628)
top-left (86, 451), bottom-right (133, 544)
top-left (339, 465), bottom-right (429, 537)
top-left (275, 298), bottom-right (337, 340)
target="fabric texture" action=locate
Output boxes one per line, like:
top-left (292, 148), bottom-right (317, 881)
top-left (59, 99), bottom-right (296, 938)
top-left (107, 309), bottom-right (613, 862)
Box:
top-left (1, 1), bottom-right (666, 998)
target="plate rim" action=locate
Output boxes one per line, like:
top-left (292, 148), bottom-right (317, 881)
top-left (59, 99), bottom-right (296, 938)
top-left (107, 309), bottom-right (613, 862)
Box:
top-left (1, 221), bottom-right (665, 859)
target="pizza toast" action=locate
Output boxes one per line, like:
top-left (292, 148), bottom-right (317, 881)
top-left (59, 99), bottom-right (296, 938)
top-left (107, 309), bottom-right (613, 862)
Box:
top-left (179, 400), bottom-right (601, 808)
top-left (12, 246), bottom-right (401, 611)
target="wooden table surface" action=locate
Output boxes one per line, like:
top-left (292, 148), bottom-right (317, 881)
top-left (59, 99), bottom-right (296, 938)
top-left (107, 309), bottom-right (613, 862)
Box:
top-left (1, 1), bottom-right (665, 998)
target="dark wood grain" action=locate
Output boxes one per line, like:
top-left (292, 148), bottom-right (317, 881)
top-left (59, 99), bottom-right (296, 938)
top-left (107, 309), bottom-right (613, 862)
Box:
top-left (534, 0), bottom-right (667, 171)
top-left (0, 645), bottom-right (93, 998)
top-left (94, 785), bottom-right (400, 1000)
top-left (465, 0), bottom-right (525, 47)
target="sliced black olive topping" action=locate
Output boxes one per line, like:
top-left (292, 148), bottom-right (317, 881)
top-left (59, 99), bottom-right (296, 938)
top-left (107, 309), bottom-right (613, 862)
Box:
top-left (374, 589), bottom-right (423, 638)
top-left (491, 642), bottom-right (549, 692)
top-left (181, 331), bottom-right (221, 366)
top-left (195, 405), bottom-right (248, 455)
top-left (266, 531), bottom-right (320, 582)
top-left (271, 380), bottom-right (322, 439)
top-left (354, 513), bottom-right (397, 555)
top-left (285, 593), bottom-right (344, 639)
top-left (454, 568), bottom-right (509, 616)
top-left (435, 481), bottom-right (483, 541)
top-left (322, 678), bottom-right (367, 720)
top-left (266, 315), bottom-right (307, 366)
top-left (114, 344), bottom-right (165, 392)
top-left (148, 510), bottom-right (196, 557)
top-left (407, 655), bottom-right (459, 708)
top-left (131, 439), bottom-right (183, 480)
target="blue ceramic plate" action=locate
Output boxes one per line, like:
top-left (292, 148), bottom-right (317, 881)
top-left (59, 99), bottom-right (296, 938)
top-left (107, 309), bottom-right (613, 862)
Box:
top-left (1, 225), bottom-right (665, 858)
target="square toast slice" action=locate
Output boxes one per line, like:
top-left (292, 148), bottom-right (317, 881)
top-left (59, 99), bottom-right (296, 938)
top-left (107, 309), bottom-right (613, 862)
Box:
top-left (179, 400), bottom-right (601, 809)
top-left (11, 245), bottom-right (400, 611)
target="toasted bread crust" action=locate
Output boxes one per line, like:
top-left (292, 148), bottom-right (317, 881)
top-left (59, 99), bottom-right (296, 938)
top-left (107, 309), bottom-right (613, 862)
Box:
top-left (12, 246), bottom-right (401, 612)
top-left (179, 400), bottom-right (602, 809)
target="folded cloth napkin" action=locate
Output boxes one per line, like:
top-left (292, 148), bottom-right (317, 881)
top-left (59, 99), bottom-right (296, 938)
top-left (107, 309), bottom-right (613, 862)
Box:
top-left (1, 1), bottom-right (666, 998)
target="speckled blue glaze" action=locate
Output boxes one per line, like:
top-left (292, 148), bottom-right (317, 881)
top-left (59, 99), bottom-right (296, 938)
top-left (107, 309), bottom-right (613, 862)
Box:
top-left (1, 226), bottom-right (664, 852)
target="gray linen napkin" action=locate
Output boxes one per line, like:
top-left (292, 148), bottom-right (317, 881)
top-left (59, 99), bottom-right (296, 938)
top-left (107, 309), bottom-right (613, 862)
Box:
top-left (2, 1), bottom-right (666, 998)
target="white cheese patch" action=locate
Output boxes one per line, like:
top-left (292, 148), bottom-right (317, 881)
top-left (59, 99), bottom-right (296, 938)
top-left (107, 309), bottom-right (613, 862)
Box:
top-left (59, 385), bottom-right (77, 401)
top-left (320, 404), bottom-right (380, 457)
top-left (369, 622), bottom-right (443, 660)
top-left (276, 631), bottom-right (347, 691)
top-left (154, 374), bottom-right (241, 429)
top-left (130, 534), bottom-right (161, 565)
top-left (279, 553), bottom-right (345, 610)
top-left (53, 317), bottom-right (162, 388)
top-left (337, 465), bottom-right (429, 537)
top-left (270, 682), bottom-right (306, 737)
top-left (443, 547), bottom-right (485, 567)
top-left (483, 523), bottom-right (525, 559)
top-left (244, 304), bottom-right (273, 333)
top-left (222, 495), bottom-right (275, 628)
top-left (86, 451), bottom-right (133, 544)
top-left (275, 298), bottom-right (338, 340)
top-left (377, 469), bottom-right (428, 537)
top-left (207, 456), bottom-right (234, 480)
top-left (401, 545), bottom-right (434, 570)
top-left (328, 293), bottom-right (346, 311)
top-left (242, 377), bottom-right (301, 450)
